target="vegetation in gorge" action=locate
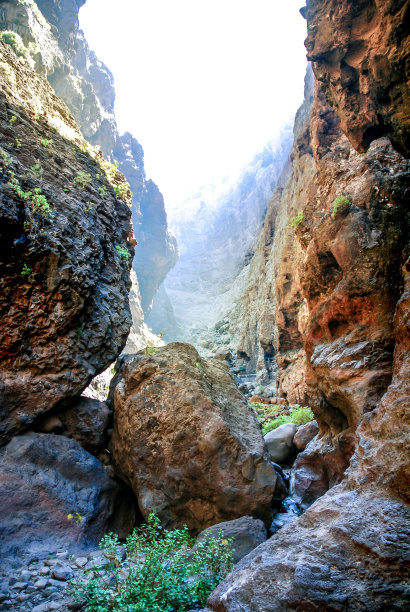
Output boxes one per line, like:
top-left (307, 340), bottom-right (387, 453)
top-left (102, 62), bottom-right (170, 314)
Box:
top-left (72, 512), bottom-right (233, 612)
top-left (289, 210), bottom-right (304, 230)
top-left (251, 402), bottom-right (314, 435)
top-left (331, 195), bottom-right (351, 218)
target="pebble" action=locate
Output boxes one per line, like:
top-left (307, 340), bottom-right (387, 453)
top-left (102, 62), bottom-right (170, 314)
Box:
top-left (40, 566), bottom-right (50, 575)
top-left (12, 581), bottom-right (28, 589)
top-left (51, 565), bottom-right (74, 581)
top-left (75, 557), bottom-right (87, 568)
top-left (34, 578), bottom-right (48, 590)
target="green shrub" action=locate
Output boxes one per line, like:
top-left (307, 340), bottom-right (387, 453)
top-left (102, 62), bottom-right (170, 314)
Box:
top-left (0, 31), bottom-right (27, 57)
top-left (21, 263), bottom-right (31, 276)
top-left (115, 244), bottom-right (130, 260)
top-left (71, 512), bottom-right (233, 612)
top-left (113, 182), bottom-right (130, 200)
top-left (331, 195), bottom-right (351, 218)
top-left (40, 138), bottom-right (53, 148)
top-left (74, 171), bottom-right (92, 189)
top-left (289, 210), bottom-right (304, 230)
top-left (258, 404), bottom-right (314, 435)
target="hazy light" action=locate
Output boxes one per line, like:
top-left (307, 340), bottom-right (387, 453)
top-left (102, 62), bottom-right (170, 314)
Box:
top-left (79, 0), bottom-right (307, 206)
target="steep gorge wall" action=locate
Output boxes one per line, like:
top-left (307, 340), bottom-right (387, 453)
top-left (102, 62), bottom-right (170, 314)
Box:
top-left (0, 0), bottom-right (177, 338)
top-left (151, 133), bottom-right (293, 344)
top-left (207, 1), bottom-right (410, 609)
top-left (0, 40), bottom-right (133, 443)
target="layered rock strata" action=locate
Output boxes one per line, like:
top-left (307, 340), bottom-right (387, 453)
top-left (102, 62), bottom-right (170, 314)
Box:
top-left (0, 41), bottom-right (133, 444)
top-left (110, 343), bottom-right (278, 532)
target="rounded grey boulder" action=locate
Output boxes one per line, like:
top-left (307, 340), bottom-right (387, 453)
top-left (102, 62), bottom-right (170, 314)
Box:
top-left (264, 423), bottom-right (297, 463)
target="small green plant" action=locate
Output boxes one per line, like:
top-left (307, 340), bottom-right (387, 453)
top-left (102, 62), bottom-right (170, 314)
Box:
top-left (115, 244), bottom-right (130, 260)
top-left (30, 163), bottom-right (43, 178)
top-left (21, 263), bottom-right (31, 276)
top-left (0, 31), bottom-right (27, 57)
top-left (9, 115), bottom-right (17, 125)
top-left (77, 327), bottom-right (83, 340)
top-left (0, 148), bottom-right (13, 168)
top-left (145, 346), bottom-right (158, 355)
top-left (74, 171), bottom-right (92, 189)
top-left (67, 512), bottom-right (83, 524)
top-left (256, 404), bottom-right (314, 436)
top-left (84, 201), bottom-right (96, 213)
top-left (13, 138), bottom-right (22, 149)
top-left (32, 188), bottom-right (52, 216)
top-left (98, 184), bottom-right (107, 197)
top-left (70, 512), bottom-right (233, 612)
top-left (331, 195), bottom-right (351, 218)
top-left (289, 210), bottom-right (304, 230)
top-left (40, 138), bottom-right (53, 148)
top-left (113, 182), bottom-right (130, 200)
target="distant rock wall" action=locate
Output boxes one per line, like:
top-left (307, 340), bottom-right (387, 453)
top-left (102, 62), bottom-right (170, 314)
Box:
top-left (151, 133), bottom-right (293, 345)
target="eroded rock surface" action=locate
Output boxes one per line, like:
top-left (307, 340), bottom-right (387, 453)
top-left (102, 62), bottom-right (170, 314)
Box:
top-left (0, 433), bottom-right (134, 560)
top-left (194, 516), bottom-right (267, 565)
top-left (0, 42), bottom-right (133, 445)
top-left (111, 343), bottom-right (277, 532)
top-left (304, 0), bottom-right (410, 157)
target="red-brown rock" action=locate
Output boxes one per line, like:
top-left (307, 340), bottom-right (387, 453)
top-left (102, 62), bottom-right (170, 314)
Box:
top-left (110, 343), bottom-right (277, 533)
top-left (304, 0), bottom-right (410, 158)
top-left (293, 419), bottom-right (319, 452)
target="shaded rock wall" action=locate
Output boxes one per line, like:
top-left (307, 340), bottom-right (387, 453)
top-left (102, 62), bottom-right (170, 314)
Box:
top-left (0, 0), bottom-right (177, 326)
top-left (0, 41), bottom-right (133, 444)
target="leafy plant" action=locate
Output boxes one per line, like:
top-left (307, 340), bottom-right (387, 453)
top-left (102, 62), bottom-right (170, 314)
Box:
top-left (115, 244), bottom-right (130, 260)
top-left (13, 138), bottom-right (22, 149)
top-left (74, 171), bottom-right (92, 189)
top-left (40, 138), bottom-right (53, 148)
top-left (257, 404), bottom-right (314, 436)
top-left (70, 512), bottom-right (233, 611)
top-left (21, 263), bottom-right (31, 276)
top-left (99, 185), bottom-right (107, 197)
top-left (0, 31), bottom-right (27, 57)
top-left (145, 346), bottom-right (158, 355)
top-left (9, 115), bottom-right (17, 125)
top-left (113, 182), bottom-right (130, 200)
top-left (30, 163), bottom-right (43, 178)
top-left (31, 188), bottom-right (52, 216)
top-left (331, 195), bottom-right (351, 218)
top-left (289, 210), bottom-right (304, 230)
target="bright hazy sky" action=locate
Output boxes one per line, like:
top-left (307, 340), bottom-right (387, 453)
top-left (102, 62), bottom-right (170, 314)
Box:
top-left (79, 0), bottom-right (307, 206)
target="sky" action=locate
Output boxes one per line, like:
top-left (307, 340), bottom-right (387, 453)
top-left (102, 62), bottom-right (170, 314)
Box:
top-left (79, 0), bottom-right (308, 208)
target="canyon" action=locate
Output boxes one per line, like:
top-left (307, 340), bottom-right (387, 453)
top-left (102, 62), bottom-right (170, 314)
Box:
top-left (0, 0), bottom-right (409, 611)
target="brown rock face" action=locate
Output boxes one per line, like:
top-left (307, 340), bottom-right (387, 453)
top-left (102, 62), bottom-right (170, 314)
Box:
top-left (0, 43), bottom-right (133, 445)
top-left (303, 0), bottom-right (410, 157)
top-left (110, 343), bottom-right (277, 533)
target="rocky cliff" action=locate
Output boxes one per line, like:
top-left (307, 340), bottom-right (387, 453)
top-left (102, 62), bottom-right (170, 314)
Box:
top-left (0, 39), bottom-right (133, 444)
top-left (206, 1), bottom-right (410, 609)
top-left (150, 132), bottom-right (293, 345)
top-left (0, 0), bottom-right (177, 336)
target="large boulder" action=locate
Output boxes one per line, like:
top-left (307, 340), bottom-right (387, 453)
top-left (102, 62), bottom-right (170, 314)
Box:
top-left (264, 423), bottom-right (297, 464)
top-left (59, 397), bottom-right (111, 453)
top-left (194, 516), bottom-right (267, 565)
top-left (293, 420), bottom-right (319, 452)
top-left (0, 432), bottom-right (134, 560)
top-left (293, 434), bottom-right (355, 510)
top-left (207, 488), bottom-right (410, 612)
top-left (110, 343), bottom-right (277, 533)
top-left (0, 42), bottom-right (133, 446)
